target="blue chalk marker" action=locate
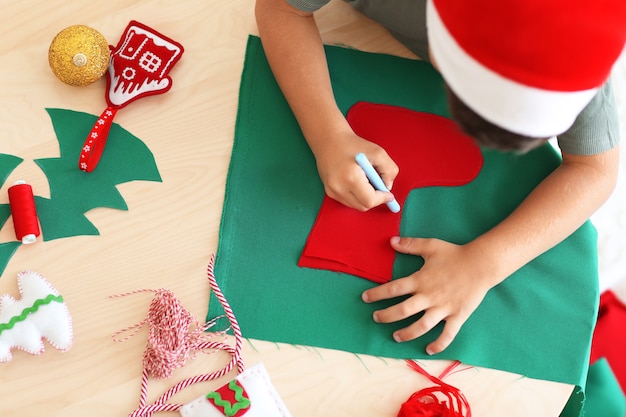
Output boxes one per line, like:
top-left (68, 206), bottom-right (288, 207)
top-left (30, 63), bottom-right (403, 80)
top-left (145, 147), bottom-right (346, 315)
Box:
top-left (355, 153), bottom-right (401, 213)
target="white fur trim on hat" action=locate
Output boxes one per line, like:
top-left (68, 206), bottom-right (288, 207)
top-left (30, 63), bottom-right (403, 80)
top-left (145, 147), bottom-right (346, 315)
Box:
top-left (426, 0), bottom-right (599, 137)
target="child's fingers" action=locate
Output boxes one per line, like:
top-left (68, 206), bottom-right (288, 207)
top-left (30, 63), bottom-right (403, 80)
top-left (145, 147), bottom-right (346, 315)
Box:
top-left (392, 308), bottom-right (447, 344)
top-left (425, 316), bottom-right (464, 355)
top-left (368, 149), bottom-right (399, 190)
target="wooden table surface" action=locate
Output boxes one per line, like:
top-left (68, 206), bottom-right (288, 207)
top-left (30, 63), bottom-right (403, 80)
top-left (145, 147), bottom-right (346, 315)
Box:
top-left (0, 1), bottom-right (574, 416)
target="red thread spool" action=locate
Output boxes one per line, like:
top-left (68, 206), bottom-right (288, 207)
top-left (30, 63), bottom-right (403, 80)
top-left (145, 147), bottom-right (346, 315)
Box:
top-left (8, 181), bottom-right (41, 244)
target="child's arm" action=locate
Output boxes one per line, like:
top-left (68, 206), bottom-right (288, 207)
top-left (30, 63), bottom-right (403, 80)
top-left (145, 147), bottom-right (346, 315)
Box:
top-left (363, 146), bottom-right (620, 354)
top-left (255, 0), bottom-right (398, 210)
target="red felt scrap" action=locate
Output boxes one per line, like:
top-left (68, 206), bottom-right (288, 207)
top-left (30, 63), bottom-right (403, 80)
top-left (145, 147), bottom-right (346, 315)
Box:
top-left (298, 102), bottom-right (484, 283)
top-left (207, 379), bottom-right (250, 417)
top-left (590, 290), bottom-right (626, 392)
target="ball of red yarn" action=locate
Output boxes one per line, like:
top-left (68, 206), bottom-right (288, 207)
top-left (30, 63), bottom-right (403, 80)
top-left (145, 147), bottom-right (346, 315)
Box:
top-left (398, 387), bottom-right (467, 417)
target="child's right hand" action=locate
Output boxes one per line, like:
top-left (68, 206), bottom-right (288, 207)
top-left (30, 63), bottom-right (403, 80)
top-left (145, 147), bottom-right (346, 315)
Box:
top-left (313, 130), bottom-right (399, 211)
top-left (255, 0), bottom-right (398, 212)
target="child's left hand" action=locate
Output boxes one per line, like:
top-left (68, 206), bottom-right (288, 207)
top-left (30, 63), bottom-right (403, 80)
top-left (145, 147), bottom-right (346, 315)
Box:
top-left (362, 236), bottom-right (496, 355)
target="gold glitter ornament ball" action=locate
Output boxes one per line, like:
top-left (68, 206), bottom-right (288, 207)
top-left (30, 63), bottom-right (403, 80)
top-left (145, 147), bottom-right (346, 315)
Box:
top-left (48, 25), bottom-right (110, 86)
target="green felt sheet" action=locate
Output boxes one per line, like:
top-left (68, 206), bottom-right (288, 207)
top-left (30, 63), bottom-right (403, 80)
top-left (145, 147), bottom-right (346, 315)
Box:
top-left (584, 359), bottom-right (626, 417)
top-left (209, 36), bottom-right (598, 399)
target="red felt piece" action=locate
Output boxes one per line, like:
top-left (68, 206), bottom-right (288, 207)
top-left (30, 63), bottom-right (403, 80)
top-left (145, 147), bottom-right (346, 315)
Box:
top-left (590, 290), bottom-right (626, 392)
top-left (207, 379), bottom-right (250, 417)
top-left (299, 102), bottom-right (484, 283)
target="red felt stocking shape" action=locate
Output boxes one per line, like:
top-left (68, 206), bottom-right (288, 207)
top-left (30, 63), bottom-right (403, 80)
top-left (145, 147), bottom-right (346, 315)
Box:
top-left (298, 102), bottom-right (484, 283)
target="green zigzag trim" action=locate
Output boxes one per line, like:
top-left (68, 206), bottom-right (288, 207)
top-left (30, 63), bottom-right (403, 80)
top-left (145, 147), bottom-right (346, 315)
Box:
top-left (0, 294), bottom-right (64, 335)
top-left (206, 379), bottom-right (251, 416)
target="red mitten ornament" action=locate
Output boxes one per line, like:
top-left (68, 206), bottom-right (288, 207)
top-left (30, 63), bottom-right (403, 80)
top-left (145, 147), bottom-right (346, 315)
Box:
top-left (79, 20), bottom-right (184, 172)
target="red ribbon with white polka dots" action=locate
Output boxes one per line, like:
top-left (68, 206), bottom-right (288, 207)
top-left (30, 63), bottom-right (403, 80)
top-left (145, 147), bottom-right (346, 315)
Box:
top-left (78, 106), bottom-right (117, 172)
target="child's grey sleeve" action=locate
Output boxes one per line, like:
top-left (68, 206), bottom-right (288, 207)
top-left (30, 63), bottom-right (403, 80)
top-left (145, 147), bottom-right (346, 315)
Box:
top-left (557, 81), bottom-right (621, 155)
top-left (285, 0), bottom-right (331, 12)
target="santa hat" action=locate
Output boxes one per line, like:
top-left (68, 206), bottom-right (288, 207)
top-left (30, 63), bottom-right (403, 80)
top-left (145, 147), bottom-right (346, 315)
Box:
top-left (427, 0), bottom-right (626, 137)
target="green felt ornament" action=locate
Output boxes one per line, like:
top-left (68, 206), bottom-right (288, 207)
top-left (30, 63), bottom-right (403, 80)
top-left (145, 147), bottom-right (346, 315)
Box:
top-left (0, 109), bottom-right (161, 276)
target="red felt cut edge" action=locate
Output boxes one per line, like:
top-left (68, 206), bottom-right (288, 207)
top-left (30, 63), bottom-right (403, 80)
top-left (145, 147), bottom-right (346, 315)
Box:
top-left (590, 290), bottom-right (626, 392)
top-left (298, 102), bottom-right (484, 283)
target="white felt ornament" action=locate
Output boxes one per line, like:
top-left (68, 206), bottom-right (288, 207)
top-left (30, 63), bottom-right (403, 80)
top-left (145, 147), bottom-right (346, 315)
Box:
top-left (179, 363), bottom-right (292, 417)
top-left (0, 271), bottom-right (73, 362)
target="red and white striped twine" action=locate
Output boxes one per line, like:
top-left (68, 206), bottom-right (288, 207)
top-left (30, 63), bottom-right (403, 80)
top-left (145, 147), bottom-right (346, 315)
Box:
top-left (110, 254), bottom-right (244, 417)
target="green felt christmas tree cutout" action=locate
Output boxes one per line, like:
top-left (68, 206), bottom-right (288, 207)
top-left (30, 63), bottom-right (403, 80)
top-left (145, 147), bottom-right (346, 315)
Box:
top-left (0, 154), bottom-right (24, 276)
top-left (0, 154), bottom-right (24, 229)
top-left (0, 108), bottom-right (162, 276)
